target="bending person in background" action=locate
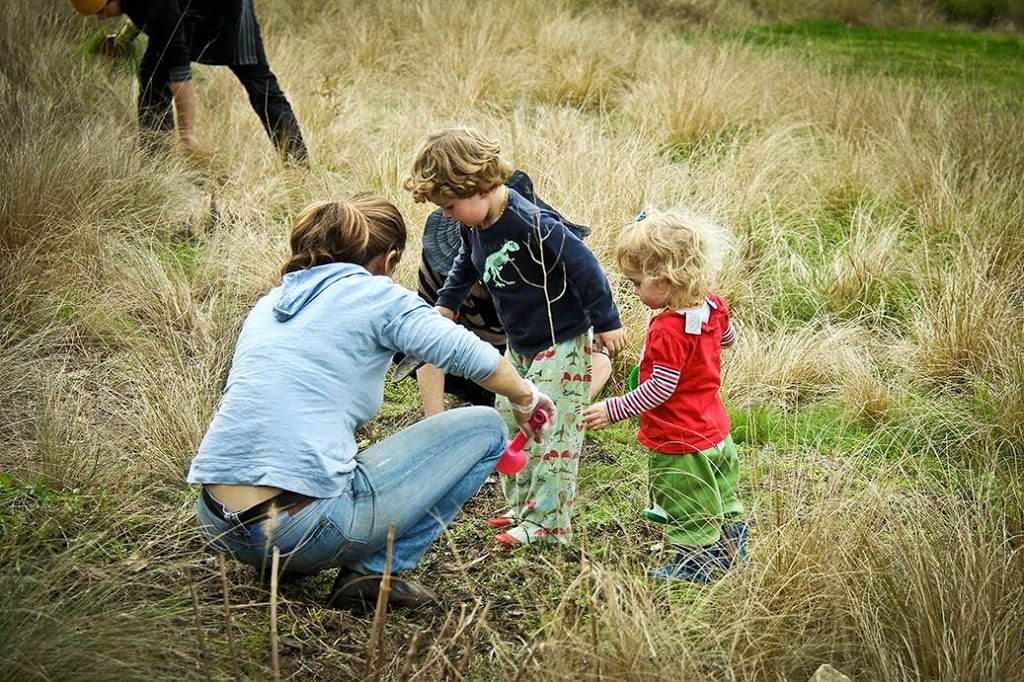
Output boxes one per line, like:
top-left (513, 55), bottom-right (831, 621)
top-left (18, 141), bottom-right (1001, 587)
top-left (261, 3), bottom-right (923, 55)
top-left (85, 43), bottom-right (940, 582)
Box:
top-left (411, 170), bottom-right (612, 416)
top-left (188, 195), bottom-right (555, 610)
top-left (71, 0), bottom-right (308, 163)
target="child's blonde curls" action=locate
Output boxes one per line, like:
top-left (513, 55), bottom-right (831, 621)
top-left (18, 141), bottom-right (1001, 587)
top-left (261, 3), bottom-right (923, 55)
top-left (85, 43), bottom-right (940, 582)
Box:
top-left (616, 209), bottom-right (732, 306)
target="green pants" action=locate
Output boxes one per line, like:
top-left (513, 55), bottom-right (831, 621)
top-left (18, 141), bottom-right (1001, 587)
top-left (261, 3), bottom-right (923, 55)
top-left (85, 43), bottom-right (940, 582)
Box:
top-left (496, 332), bottom-right (592, 546)
top-left (649, 435), bottom-right (744, 547)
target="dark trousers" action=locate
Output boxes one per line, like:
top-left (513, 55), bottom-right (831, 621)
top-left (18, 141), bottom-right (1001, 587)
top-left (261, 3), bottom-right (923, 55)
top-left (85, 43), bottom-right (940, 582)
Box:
top-left (444, 373), bottom-right (497, 408)
top-left (137, 54), bottom-right (307, 163)
top-left (229, 63), bottom-right (307, 163)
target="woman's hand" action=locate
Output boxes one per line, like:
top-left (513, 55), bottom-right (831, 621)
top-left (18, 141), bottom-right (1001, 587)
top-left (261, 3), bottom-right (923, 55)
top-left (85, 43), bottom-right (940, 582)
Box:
top-left (434, 306), bottom-right (456, 320)
top-left (479, 361), bottom-right (556, 440)
top-left (511, 380), bottom-right (557, 442)
top-left (582, 401), bottom-right (611, 431)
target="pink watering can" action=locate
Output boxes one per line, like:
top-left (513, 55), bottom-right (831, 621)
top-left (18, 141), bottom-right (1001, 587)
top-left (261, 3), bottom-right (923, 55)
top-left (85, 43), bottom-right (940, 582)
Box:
top-left (496, 411), bottom-right (549, 475)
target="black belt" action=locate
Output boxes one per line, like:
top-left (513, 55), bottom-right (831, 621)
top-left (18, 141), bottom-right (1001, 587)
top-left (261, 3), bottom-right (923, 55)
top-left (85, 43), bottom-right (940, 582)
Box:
top-left (201, 486), bottom-right (316, 525)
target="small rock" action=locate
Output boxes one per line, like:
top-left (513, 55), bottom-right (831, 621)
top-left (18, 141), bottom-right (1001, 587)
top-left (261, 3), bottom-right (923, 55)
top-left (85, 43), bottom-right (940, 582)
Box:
top-left (279, 636), bottom-right (304, 652)
top-left (808, 664), bottom-right (850, 682)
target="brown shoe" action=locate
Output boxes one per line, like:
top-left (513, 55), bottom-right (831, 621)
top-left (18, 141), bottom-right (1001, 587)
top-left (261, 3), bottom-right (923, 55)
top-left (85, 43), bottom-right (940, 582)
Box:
top-left (328, 567), bottom-right (438, 611)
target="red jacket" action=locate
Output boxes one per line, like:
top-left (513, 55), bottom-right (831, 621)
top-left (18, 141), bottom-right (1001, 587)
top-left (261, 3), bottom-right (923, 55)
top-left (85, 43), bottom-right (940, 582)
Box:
top-left (636, 295), bottom-right (733, 454)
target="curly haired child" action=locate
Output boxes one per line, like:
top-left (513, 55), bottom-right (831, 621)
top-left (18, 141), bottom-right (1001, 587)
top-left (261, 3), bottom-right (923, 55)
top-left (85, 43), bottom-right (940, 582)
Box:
top-left (583, 208), bottom-right (748, 582)
top-left (405, 127), bottom-right (627, 548)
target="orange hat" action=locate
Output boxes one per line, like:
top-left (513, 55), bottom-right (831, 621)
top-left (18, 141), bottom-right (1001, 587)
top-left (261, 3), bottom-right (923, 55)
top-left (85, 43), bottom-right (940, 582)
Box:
top-left (70, 0), bottom-right (106, 15)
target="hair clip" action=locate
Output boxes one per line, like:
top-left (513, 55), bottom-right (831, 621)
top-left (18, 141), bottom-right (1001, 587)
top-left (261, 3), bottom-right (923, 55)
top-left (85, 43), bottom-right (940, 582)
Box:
top-left (635, 210), bottom-right (647, 221)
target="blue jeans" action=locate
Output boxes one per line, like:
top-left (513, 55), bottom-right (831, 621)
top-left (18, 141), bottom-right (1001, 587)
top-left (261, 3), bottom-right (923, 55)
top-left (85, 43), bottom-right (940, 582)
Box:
top-left (195, 406), bottom-right (507, 576)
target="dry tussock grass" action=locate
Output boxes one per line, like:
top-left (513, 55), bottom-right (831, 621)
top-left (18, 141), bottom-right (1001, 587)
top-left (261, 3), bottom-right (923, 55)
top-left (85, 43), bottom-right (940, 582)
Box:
top-left (2, 0), bottom-right (1023, 678)
top-left (751, 0), bottom-right (947, 27)
top-left (723, 464), bottom-right (1024, 680)
top-left (727, 324), bottom-right (877, 409)
top-left (624, 40), bottom-right (805, 151)
top-left (909, 244), bottom-right (1018, 384)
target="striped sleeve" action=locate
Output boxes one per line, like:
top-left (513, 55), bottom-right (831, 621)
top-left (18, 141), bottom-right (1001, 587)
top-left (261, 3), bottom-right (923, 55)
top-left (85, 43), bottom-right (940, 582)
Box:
top-left (604, 364), bottom-right (680, 422)
top-left (418, 256), bottom-right (506, 347)
top-left (417, 257), bottom-right (445, 306)
top-left (721, 323), bottom-right (737, 348)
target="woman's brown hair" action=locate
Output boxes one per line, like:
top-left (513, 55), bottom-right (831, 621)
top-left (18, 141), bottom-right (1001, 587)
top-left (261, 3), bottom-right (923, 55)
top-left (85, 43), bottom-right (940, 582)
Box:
top-left (281, 193), bottom-right (407, 277)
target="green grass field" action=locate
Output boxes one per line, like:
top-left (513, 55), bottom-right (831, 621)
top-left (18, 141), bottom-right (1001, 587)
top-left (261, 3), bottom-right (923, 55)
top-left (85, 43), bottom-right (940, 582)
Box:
top-left (741, 19), bottom-right (1024, 98)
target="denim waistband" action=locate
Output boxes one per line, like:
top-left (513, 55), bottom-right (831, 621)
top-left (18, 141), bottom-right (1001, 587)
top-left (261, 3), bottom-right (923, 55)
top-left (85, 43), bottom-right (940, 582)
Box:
top-left (200, 486), bottom-right (315, 526)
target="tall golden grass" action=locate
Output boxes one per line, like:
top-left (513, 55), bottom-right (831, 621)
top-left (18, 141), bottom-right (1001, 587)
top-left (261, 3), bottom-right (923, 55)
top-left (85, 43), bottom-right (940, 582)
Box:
top-left (2, 0), bottom-right (1021, 679)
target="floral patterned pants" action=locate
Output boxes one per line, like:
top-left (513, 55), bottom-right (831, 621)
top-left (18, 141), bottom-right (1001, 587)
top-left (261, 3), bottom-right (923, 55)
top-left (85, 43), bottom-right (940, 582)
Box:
top-left (495, 332), bottom-right (593, 546)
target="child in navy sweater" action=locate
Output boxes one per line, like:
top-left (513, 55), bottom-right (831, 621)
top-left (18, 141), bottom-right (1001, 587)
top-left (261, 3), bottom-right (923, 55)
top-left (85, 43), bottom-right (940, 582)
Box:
top-left (405, 127), bottom-right (627, 548)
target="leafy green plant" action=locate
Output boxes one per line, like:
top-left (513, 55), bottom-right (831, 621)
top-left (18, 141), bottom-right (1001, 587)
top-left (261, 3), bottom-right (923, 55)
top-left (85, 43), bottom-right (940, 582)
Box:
top-left (81, 22), bottom-right (142, 70)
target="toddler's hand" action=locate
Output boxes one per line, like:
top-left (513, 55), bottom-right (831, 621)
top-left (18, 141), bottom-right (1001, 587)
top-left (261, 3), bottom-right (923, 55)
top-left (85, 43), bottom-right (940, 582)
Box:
top-left (434, 306), bottom-right (455, 321)
top-left (582, 402), bottom-right (611, 431)
top-left (595, 328), bottom-right (627, 358)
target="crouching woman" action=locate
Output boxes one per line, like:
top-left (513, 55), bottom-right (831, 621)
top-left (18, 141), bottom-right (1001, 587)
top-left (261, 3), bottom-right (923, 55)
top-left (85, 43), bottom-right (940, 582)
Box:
top-left (187, 194), bottom-right (555, 609)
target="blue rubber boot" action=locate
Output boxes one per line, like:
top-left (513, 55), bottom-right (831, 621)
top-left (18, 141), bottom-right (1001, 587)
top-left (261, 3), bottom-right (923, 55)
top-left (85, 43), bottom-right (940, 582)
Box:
top-left (713, 520), bottom-right (749, 570)
top-left (647, 546), bottom-right (720, 584)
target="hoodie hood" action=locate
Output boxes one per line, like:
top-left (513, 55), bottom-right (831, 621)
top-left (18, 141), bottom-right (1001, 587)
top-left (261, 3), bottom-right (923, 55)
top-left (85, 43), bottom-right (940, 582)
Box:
top-left (273, 262), bottom-right (366, 322)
